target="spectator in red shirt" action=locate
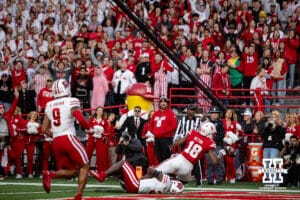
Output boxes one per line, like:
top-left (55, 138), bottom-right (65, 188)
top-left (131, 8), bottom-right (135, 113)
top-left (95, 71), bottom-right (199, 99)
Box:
top-left (241, 45), bottom-right (259, 105)
top-left (37, 78), bottom-right (54, 113)
top-left (149, 97), bottom-right (177, 163)
top-left (10, 60), bottom-right (27, 89)
top-left (212, 64), bottom-right (231, 106)
top-left (283, 29), bottom-right (299, 89)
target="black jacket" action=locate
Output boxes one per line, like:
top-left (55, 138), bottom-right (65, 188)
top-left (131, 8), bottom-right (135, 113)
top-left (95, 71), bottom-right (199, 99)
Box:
top-left (115, 138), bottom-right (147, 167)
top-left (0, 77), bottom-right (13, 103)
top-left (262, 125), bottom-right (286, 150)
top-left (209, 118), bottom-right (225, 147)
top-left (119, 116), bottom-right (146, 144)
top-left (18, 89), bottom-right (36, 115)
top-left (135, 61), bottom-right (151, 83)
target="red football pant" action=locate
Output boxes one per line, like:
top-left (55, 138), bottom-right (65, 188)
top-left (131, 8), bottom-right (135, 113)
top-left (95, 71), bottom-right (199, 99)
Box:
top-left (53, 135), bottom-right (88, 170)
top-left (122, 161), bottom-right (140, 193)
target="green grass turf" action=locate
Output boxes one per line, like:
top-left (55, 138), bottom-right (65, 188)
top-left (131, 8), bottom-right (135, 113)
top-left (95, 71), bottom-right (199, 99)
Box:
top-left (0, 176), bottom-right (298, 200)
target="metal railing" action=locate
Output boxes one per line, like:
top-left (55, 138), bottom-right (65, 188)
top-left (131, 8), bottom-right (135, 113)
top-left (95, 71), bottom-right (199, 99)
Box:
top-left (169, 87), bottom-right (300, 113)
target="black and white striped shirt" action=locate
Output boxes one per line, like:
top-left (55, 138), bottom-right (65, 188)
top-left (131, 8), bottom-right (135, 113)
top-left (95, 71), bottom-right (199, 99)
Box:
top-left (174, 116), bottom-right (201, 139)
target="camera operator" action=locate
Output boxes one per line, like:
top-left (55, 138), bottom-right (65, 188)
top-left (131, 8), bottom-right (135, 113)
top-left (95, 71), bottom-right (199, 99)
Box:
top-left (280, 135), bottom-right (300, 187)
top-left (90, 131), bottom-right (149, 182)
top-left (116, 131), bottom-right (148, 172)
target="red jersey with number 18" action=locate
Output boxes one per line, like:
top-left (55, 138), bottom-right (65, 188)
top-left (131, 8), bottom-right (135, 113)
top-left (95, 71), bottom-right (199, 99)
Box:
top-left (181, 130), bottom-right (216, 165)
top-left (45, 97), bottom-right (81, 138)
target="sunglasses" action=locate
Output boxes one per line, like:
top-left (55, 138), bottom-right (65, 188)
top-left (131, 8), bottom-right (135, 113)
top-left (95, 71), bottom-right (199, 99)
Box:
top-left (134, 110), bottom-right (141, 113)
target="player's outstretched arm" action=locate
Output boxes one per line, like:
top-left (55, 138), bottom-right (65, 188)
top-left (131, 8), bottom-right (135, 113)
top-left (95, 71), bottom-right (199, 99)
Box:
top-left (72, 107), bottom-right (90, 130)
top-left (172, 136), bottom-right (187, 147)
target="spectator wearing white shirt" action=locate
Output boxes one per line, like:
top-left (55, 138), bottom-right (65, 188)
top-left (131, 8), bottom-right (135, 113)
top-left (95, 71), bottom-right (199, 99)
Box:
top-left (250, 67), bottom-right (270, 113)
top-left (112, 60), bottom-right (136, 107)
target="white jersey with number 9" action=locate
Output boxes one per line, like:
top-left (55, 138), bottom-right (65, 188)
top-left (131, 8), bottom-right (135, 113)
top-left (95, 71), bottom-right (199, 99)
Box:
top-left (45, 97), bottom-right (81, 138)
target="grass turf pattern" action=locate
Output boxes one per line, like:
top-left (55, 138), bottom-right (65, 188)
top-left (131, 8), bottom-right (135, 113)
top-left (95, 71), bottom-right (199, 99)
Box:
top-left (0, 176), bottom-right (299, 200)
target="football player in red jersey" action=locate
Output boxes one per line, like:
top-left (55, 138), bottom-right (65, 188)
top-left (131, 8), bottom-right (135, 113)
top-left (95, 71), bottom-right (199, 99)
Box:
top-left (155, 122), bottom-right (225, 183)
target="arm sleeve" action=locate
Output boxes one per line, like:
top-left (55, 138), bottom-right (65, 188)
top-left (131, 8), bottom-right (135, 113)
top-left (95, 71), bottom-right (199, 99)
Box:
top-left (72, 109), bottom-right (90, 130)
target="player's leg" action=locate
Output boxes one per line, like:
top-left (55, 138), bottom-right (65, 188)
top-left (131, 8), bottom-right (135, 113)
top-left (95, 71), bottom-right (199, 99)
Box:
top-left (75, 163), bottom-right (89, 199)
top-left (122, 161), bottom-right (139, 193)
top-left (91, 159), bottom-right (125, 182)
top-left (42, 137), bottom-right (78, 193)
top-left (66, 135), bottom-right (89, 198)
top-left (156, 156), bottom-right (177, 174)
top-left (42, 141), bottom-right (51, 171)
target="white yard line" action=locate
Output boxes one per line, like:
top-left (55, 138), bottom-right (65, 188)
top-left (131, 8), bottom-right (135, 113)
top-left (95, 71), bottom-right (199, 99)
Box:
top-left (0, 182), bottom-right (120, 188)
top-left (0, 182), bottom-right (299, 195)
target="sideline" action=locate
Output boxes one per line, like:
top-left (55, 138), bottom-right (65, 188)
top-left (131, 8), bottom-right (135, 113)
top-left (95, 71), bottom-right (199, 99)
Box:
top-left (0, 182), bottom-right (299, 193)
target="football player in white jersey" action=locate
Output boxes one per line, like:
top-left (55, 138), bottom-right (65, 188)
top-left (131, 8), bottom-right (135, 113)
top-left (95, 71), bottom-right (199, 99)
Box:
top-left (42, 79), bottom-right (91, 200)
top-left (91, 159), bottom-right (184, 194)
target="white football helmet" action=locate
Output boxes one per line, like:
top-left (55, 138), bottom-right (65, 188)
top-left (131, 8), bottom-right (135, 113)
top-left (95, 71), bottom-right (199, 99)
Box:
top-left (169, 180), bottom-right (184, 194)
top-left (200, 122), bottom-right (216, 139)
top-left (52, 79), bottom-right (71, 98)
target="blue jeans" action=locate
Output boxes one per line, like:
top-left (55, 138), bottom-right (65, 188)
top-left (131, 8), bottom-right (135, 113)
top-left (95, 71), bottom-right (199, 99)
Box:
top-left (263, 148), bottom-right (280, 159)
top-left (264, 98), bottom-right (271, 113)
top-left (272, 76), bottom-right (286, 105)
top-left (0, 101), bottom-right (11, 112)
top-left (288, 64), bottom-right (296, 88)
top-left (206, 145), bottom-right (225, 183)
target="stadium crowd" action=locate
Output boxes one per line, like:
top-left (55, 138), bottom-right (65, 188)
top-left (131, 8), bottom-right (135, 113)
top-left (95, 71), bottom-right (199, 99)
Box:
top-left (0, 0), bottom-right (300, 188)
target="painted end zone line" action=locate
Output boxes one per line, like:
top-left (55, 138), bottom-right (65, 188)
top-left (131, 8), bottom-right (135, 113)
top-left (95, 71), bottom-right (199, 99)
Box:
top-left (0, 182), bottom-right (299, 194)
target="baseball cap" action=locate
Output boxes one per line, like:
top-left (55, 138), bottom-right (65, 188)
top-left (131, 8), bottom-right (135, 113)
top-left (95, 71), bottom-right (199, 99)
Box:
top-left (96, 51), bottom-right (103, 56)
top-left (122, 131), bottom-right (130, 137)
top-left (187, 104), bottom-right (196, 110)
top-left (214, 46), bottom-right (221, 51)
top-left (141, 53), bottom-right (150, 58)
top-left (192, 12), bottom-right (199, 18)
top-left (159, 96), bottom-right (168, 102)
top-left (1, 73), bottom-right (8, 78)
top-left (209, 106), bottom-right (221, 113)
top-left (47, 77), bottom-right (53, 82)
top-left (242, 108), bottom-right (252, 117)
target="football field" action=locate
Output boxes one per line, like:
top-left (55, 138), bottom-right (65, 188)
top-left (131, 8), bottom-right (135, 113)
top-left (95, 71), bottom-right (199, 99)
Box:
top-left (0, 177), bottom-right (300, 200)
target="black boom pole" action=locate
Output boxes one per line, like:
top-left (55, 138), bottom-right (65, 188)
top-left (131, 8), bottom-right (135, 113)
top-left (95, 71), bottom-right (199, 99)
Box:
top-left (111, 0), bottom-right (226, 112)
